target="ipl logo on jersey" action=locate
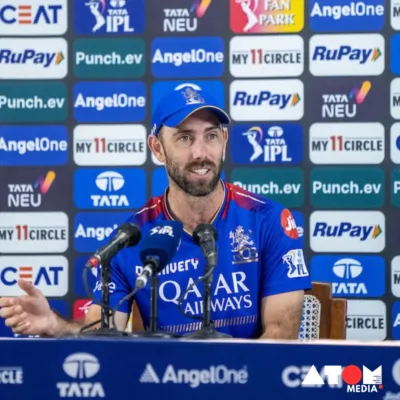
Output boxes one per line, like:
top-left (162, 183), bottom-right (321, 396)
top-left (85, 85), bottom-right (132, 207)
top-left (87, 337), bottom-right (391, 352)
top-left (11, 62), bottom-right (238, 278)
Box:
top-left (229, 226), bottom-right (259, 265)
top-left (282, 249), bottom-right (308, 278)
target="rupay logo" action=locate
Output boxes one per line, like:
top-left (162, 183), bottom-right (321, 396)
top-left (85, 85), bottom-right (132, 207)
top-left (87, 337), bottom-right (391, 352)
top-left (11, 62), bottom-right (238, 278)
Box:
top-left (73, 168), bottom-right (146, 209)
top-left (310, 34), bottom-right (384, 76)
top-left (73, 0), bottom-right (145, 35)
top-left (309, 0), bottom-right (385, 32)
top-left (0, 256), bottom-right (68, 297)
top-left (73, 212), bottom-right (132, 252)
top-left (310, 255), bottom-right (385, 297)
top-left (0, 0), bottom-right (67, 35)
top-left (0, 125), bottom-right (68, 166)
top-left (230, 124), bottom-right (303, 165)
top-left (73, 81), bottom-right (146, 123)
top-left (230, 79), bottom-right (303, 121)
top-left (151, 36), bottom-right (224, 78)
top-left (310, 211), bottom-right (385, 252)
top-left (0, 38), bottom-right (67, 79)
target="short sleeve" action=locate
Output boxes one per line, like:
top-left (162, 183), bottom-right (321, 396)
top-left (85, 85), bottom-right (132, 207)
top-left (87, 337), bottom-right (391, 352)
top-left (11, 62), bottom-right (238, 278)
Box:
top-left (261, 205), bottom-right (312, 297)
top-left (92, 252), bottom-right (132, 314)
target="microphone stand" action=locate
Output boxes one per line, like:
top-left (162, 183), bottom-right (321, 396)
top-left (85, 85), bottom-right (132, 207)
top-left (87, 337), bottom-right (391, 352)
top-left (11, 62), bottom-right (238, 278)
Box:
top-left (128, 265), bottom-right (177, 339)
top-left (183, 262), bottom-right (232, 340)
top-left (79, 257), bottom-right (127, 338)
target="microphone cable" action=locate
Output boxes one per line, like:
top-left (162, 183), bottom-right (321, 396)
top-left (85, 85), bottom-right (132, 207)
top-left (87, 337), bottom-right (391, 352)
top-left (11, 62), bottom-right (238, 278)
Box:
top-left (176, 264), bottom-right (217, 324)
top-left (111, 286), bottom-right (140, 332)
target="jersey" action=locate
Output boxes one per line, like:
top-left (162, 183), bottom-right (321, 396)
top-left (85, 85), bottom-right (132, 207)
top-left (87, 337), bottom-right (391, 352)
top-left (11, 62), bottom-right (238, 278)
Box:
top-left (93, 181), bottom-right (312, 339)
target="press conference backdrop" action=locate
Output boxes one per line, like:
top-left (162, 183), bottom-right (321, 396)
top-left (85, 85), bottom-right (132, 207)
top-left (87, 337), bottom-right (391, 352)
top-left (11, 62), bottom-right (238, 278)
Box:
top-left (0, 0), bottom-right (399, 340)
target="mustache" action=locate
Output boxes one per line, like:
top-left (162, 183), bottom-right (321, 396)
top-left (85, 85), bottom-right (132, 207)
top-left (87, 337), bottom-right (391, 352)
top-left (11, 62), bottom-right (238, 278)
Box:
top-left (186, 161), bottom-right (216, 170)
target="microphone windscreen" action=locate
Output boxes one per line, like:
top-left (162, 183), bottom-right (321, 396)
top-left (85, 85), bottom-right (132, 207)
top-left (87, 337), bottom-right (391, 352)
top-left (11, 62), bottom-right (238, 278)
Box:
top-left (118, 222), bottom-right (142, 247)
top-left (139, 221), bottom-right (183, 271)
top-left (193, 223), bottom-right (218, 245)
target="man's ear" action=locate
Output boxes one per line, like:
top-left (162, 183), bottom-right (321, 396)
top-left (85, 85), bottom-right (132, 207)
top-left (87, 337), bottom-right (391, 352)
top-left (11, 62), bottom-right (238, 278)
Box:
top-left (148, 134), bottom-right (165, 164)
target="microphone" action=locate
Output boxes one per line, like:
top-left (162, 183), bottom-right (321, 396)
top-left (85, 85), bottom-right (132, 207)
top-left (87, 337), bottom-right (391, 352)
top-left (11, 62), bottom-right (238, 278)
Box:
top-left (193, 224), bottom-right (218, 267)
top-left (85, 222), bottom-right (142, 269)
top-left (136, 221), bottom-right (183, 289)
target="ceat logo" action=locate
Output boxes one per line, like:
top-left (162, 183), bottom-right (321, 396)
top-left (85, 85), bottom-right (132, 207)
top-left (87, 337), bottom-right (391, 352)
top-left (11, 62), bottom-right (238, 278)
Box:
top-left (281, 208), bottom-right (298, 239)
top-left (302, 364), bottom-right (383, 393)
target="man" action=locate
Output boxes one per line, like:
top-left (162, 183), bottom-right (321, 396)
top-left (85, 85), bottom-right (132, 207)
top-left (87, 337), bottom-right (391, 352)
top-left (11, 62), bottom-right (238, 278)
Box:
top-left (0, 86), bottom-right (312, 339)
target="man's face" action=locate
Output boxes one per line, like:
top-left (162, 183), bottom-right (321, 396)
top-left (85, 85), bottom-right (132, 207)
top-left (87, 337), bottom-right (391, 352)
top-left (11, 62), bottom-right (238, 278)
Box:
top-left (155, 109), bottom-right (227, 197)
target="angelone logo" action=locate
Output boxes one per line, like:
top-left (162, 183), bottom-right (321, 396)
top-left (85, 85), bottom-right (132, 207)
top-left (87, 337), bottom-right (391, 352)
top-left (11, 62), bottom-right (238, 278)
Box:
top-left (281, 208), bottom-right (298, 239)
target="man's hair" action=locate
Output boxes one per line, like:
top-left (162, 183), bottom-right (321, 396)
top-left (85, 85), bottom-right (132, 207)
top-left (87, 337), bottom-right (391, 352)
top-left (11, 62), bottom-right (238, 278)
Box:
top-left (157, 127), bottom-right (164, 144)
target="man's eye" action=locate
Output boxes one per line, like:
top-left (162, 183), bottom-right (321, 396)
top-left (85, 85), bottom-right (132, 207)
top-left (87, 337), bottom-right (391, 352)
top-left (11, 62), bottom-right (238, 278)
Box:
top-left (208, 133), bottom-right (218, 140)
top-left (179, 135), bottom-right (190, 142)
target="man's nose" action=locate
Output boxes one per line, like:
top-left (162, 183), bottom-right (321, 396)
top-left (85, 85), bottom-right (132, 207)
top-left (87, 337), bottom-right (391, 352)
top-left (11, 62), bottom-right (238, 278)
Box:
top-left (190, 139), bottom-right (209, 160)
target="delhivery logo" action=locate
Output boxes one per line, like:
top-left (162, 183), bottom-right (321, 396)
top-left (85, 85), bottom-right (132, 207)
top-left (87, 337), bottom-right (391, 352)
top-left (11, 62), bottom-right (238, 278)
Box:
top-left (302, 364), bottom-right (382, 394)
top-left (309, 122), bottom-right (384, 165)
top-left (310, 256), bottom-right (385, 297)
top-left (0, 82), bottom-right (67, 123)
top-left (230, 124), bottom-right (303, 164)
top-left (230, 79), bottom-right (303, 121)
top-left (230, 35), bottom-right (304, 78)
top-left (0, 366), bottom-right (23, 384)
top-left (0, 125), bottom-right (68, 166)
top-left (73, 0), bottom-right (144, 35)
top-left (161, 0), bottom-right (213, 33)
top-left (0, 212), bottom-right (68, 254)
top-left (391, 78), bottom-right (400, 120)
top-left (5, 170), bottom-right (56, 209)
top-left (318, 80), bottom-right (373, 120)
top-left (310, 211), bottom-right (385, 253)
top-left (0, 256), bottom-right (68, 297)
top-left (57, 353), bottom-right (105, 398)
top-left (73, 168), bottom-right (146, 209)
top-left (346, 300), bottom-right (386, 341)
top-left (74, 212), bottom-right (132, 252)
top-left (310, 34), bottom-right (384, 76)
top-left (309, 0), bottom-right (385, 32)
top-left (230, 0), bottom-right (304, 33)
top-left (151, 36), bottom-right (224, 78)
top-left (0, 38), bottom-right (67, 79)
top-left (151, 81), bottom-right (225, 115)
top-left (0, 0), bottom-right (67, 35)
top-left (139, 363), bottom-right (248, 387)
top-left (73, 124), bottom-right (146, 166)
top-left (73, 81), bottom-right (146, 123)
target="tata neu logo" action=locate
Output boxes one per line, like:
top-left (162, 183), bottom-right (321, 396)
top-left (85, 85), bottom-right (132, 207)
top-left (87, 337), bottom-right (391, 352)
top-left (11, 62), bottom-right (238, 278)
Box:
top-left (57, 353), bottom-right (105, 398)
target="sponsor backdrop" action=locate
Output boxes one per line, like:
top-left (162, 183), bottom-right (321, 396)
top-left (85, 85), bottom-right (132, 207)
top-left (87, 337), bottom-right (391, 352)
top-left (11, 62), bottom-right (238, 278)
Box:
top-left (0, 0), bottom-right (399, 341)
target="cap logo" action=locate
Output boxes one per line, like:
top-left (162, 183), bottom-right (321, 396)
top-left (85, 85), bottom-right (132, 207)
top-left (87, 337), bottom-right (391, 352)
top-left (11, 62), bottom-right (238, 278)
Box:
top-left (181, 87), bottom-right (204, 105)
top-left (151, 123), bottom-right (157, 135)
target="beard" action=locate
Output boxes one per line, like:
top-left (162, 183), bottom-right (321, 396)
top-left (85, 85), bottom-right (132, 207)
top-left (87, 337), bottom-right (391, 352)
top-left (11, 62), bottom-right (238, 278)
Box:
top-left (163, 149), bottom-right (223, 197)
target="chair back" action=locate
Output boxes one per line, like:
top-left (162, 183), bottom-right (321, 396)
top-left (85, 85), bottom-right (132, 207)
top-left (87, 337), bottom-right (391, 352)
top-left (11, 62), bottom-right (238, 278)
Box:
top-left (298, 281), bottom-right (347, 341)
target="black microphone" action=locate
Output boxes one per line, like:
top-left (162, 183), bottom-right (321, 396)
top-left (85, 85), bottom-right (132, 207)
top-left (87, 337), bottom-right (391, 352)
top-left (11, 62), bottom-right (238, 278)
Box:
top-left (85, 222), bottom-right (142, 269)
top-left (193, 224), bottom-right (218, 267)
top-left (136, 221), bottom-right (183, 289)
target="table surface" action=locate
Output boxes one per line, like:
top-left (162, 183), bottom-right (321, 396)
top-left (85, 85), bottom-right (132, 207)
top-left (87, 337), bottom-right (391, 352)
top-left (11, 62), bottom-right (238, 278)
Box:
top-left (0, 336), bottom-right (399, 400)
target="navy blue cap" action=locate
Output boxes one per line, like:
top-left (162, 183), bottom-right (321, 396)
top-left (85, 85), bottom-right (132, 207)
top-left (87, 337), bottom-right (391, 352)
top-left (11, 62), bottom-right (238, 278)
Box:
top-left (151, 86), bottom-right (230, 136)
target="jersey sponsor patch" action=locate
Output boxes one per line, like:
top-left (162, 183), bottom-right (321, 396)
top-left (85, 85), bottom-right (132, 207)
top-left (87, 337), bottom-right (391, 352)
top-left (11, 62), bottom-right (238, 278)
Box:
top-left (280, 208), bottom-right (298, 239)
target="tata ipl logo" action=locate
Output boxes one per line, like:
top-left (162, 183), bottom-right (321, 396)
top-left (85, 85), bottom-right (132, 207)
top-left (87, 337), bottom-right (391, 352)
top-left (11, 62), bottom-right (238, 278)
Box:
top-left (191, 0), bottom-right (212, 17)
top-left (34, 171), bottom-right (56, 194)
top-left (349, 81), bottom-right (371, 104)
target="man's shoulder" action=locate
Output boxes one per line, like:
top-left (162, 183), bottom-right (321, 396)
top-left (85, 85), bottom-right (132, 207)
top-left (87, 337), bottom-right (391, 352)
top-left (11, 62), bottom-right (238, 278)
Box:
top-left (130, 194), bottom-right (165, 227)
top-left (226, 182), bottom-right (287, 218)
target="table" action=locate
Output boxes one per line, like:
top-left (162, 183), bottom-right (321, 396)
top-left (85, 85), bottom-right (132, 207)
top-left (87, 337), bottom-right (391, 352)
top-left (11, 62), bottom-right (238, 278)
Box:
top-left (0, 337), bottom-right (399, 399)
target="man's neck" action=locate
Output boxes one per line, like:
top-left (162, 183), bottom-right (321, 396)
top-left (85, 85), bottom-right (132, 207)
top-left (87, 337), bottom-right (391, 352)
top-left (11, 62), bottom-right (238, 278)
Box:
top-left (165, 181), bottom-right (225, 234)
